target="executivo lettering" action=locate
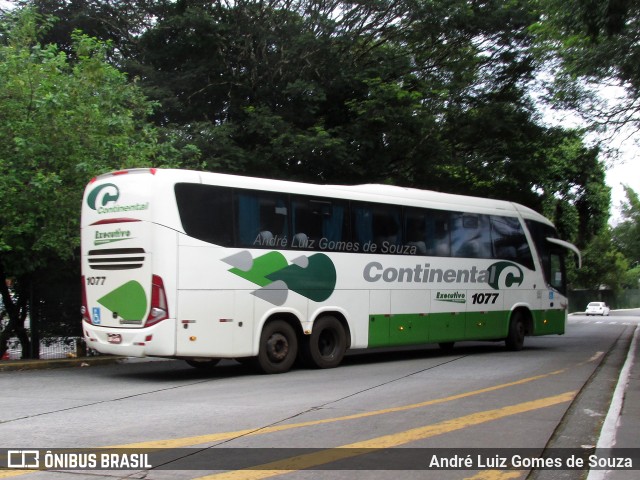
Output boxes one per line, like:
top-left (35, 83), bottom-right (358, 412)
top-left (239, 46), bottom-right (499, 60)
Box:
top-left (94, 228), bottom-right (133, 246)
top-left (363, 261), bottom-right (524, 290)
top-left (435, 291), bottom-right (466, 303)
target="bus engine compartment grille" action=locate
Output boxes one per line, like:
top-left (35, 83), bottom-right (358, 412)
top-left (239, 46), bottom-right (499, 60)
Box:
top-left (87, 248), bottom-right (146, 270)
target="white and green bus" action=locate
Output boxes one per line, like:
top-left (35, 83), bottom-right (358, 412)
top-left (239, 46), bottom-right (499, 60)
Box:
top-left (81, 168), bottom-right (580, 373)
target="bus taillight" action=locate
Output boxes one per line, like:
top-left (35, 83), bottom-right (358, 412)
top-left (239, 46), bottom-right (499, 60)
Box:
top-left (80, 276), bottom-right (91, 324)
top-left (145, 275), bottom-right (169, 327)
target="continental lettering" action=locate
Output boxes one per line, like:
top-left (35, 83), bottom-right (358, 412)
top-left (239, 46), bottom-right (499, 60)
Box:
top-left (363, 260), bottom-right (523, 290)
top-left (363, 262), bottom-right (489, 284)
top-left (97, 202), bottom-right (149, 214)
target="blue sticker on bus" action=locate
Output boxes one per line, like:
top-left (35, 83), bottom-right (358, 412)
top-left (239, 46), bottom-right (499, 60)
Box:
top-left (92, 307), bottom-right (101, 325)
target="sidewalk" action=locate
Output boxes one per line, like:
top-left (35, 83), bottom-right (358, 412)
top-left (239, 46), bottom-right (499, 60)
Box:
top-left (0, 354), bottom-right (126, 371)
top-left (589, 322), bottom-right (640, 480)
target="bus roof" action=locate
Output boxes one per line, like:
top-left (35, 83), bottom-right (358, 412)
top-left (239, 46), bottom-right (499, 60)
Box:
top-left (94, 168), bottom-right (553, 226)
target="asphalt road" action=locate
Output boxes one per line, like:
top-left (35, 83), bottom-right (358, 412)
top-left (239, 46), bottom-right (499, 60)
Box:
top-left (1, 312), bottom-right (638, 480)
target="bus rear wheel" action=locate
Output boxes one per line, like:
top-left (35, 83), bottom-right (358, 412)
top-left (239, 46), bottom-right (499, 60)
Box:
top-left (257, 320), bottom-right (298, 374)
top-left (505, 312), bottom-right (526, 351)
top-left (302, 315), bottom-right (347, 369)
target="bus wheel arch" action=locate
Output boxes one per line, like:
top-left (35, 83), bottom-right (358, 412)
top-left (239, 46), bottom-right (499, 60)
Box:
top-left (505, 307), bottom-right (532, 351)
top-left (301, 312), bottom-right (350, 369)
top-left (256, 315), bottom-right (301, 374)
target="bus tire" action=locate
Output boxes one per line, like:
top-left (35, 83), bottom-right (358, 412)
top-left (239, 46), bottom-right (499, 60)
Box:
top-left (302, 315), bottom-right (347, 369)
top-left (257, 320), bottom-right (298, 374)
top-left (185, 358), bottom-right (220, 369)
top-left (438, 342), bottom-right (455, 352)
top-left (505, 312), bottom-right (525, 351)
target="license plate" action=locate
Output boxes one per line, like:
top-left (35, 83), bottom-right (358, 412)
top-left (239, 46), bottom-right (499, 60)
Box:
top-left (107, 334), bottom-right (122, 344)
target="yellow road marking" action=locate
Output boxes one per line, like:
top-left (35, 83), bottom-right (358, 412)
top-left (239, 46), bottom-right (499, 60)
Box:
top-left (464, 470), bottom-right (526, 480)
top-left (107, 368), bottom-right (568, 449)
top-left (0, 471), bottom-right (32, 479)
top-left (194, 391), bottom-right (576, 480)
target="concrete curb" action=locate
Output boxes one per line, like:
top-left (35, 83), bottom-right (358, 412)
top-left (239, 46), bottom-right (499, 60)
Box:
top-left (0, 355), bottom-right (128, 372)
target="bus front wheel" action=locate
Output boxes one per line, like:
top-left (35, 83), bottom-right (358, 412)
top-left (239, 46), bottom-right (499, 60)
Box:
top-left (505, 312), bottom-right (526, 351)
top-left (257, 320), bottom-right (298, 374)
top-left (302, 315), bottom-right (347, 369)
top-left (438, 342), bottom-right (455, 352)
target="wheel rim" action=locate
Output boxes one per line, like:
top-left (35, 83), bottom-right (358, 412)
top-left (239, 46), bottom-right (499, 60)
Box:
top-left (318, 329), bottom-right (337, 358)
top-left (516, 321), bottom-right (525, 340)
top-left (266, 333), bottom-right (289, 362)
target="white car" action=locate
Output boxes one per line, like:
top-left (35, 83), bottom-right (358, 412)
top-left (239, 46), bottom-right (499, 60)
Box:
top-left (586, 302), bottom-right (610, 316)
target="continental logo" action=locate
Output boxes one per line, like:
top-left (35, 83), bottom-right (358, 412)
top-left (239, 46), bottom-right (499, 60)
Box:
top-left (363, 261), bottom-right (524, 290)
top-left (87, 183), bottom-right (120, 210)
top-left (223, 251), bottom-right (337, 306)
top-left (87, 183), bottom-right (149, 214)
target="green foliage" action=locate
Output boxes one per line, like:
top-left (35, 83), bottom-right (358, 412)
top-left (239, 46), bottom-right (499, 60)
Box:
top-left (573, 229), bottom-right (628, 291)
top-left (0, 8), bottom-right (166, 356)
top-left (531, 0), bottom-right (640, 127)
top-left (622, 265), bottom-right (640, 290)
top-left (0, 11), bottom-right (159, 269)
top-left (612, 185), bottom-right (640, 266)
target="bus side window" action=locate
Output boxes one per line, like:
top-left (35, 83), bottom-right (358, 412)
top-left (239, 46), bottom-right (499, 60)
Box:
top-left (352, 202), bottom-right (401, 252)
top-left (320, 202), bottom-right (347, 244)
top-left (373, 206), bottom-right (401, 249)
top-left (550, 253), bottom-right (564, 290)
top-left (352, 204), bottom-right (373, 247)
top-left (404, 211), bottom-right (427, 255)
top-left (428, 210), bottom-right (451, 256)
top-left (236, 191), bottom-right (288, 247)
top-left (490, 216), bottom-right (534, 269)
top-left (291, 198), bottom-right (312, 248)
top-left (451, 213), bottom-right (491, 258)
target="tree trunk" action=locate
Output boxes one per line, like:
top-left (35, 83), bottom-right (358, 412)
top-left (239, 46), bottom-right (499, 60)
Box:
top-left (0, 262), bottom-right (33, 359)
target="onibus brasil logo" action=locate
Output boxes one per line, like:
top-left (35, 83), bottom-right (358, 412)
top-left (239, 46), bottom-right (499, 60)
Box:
top-left (223, 251), bottom-right (337, 306)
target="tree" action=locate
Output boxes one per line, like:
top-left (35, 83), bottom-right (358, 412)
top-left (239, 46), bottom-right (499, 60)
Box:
top-left (612, 185), bottom-right (640, 266)
top-left (532, 0), bottom-right (640, 130)
top-left (573, 229), bottom-right (628, 291)
top-left (20, 0), bottom-right (610, 244)
top-left (0, 9), bottom-right (166, 358)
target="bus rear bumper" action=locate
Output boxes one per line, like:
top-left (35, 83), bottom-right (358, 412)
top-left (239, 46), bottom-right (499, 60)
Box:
top-left (83, 320), bottom-right (176, 357)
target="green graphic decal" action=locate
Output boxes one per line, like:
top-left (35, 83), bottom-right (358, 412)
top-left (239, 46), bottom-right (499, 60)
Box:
top-left (266, 253), bottom-right (337, 302)
top-left (228, 251), bottom-right (288, 287)
top-left (223, 251), bottom-right (337, 305)
top-left (98, 280), bottom-right (147, 321)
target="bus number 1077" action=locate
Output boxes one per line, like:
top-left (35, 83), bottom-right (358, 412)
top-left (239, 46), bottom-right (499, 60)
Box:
top-left (471, 293), bottom-right (499, 304)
